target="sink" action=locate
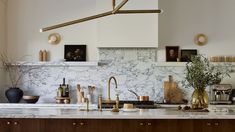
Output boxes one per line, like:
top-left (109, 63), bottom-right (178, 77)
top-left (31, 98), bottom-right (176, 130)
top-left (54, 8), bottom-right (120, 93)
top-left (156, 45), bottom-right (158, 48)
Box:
top-left (101, 100), bottom-right (158, 109)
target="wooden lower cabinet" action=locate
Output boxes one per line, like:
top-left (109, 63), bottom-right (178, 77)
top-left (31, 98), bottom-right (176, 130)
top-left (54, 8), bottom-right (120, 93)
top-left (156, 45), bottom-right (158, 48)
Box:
top-left (1, 119), bottom-right (235, 132)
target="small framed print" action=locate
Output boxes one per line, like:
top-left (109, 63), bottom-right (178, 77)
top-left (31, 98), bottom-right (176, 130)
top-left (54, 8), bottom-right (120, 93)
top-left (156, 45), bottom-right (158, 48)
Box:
top-left (166, 46), bottom-right (179, 62)
top-left (180, 49), bottom-right (198, 62)
top-left (64, 45), bottom-right (86, 61)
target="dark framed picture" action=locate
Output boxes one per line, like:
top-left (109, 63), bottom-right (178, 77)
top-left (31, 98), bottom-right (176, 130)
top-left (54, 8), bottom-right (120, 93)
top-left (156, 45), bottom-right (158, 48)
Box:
top-left (64, 45), bottom-right (86, 61)
top-left (166, 46), bottom-right (179, 62)
top-left (180, 49), bottom-right (198, 62)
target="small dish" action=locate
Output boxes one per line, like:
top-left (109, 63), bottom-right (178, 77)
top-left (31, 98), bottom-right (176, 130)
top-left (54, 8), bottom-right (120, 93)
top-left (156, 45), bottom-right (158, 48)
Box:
top-left (122, 108), bottom-right (139, 112)
top-left (23, 96), bottom-right (40, 103)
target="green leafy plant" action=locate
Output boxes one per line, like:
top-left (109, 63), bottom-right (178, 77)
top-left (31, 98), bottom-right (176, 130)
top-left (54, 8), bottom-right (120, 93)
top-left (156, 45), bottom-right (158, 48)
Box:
top-left (183, 54), bottom-right (234, 90)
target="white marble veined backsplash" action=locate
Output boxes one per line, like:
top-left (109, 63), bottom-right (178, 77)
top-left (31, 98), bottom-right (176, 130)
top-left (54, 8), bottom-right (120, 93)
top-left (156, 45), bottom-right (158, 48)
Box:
top-left (1, 48), bottom-right (194, 103)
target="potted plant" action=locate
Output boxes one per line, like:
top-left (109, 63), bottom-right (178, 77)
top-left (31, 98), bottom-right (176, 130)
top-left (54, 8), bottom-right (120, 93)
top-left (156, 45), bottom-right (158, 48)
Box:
top-left (183, 54), bottom-right (233, 109)
top-left (0, 53), bottom-right (37, 103)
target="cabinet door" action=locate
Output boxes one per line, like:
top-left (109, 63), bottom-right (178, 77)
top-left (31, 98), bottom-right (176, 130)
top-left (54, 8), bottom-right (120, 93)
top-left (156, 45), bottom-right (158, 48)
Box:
top-left (0, 119), bottom-right (11, 132)
top-left (169, 119), bottom-right (198, 132)
top-left (44, 119), bottom-right (76, 132)
top-left (12, 119), bottom-right (43, 132)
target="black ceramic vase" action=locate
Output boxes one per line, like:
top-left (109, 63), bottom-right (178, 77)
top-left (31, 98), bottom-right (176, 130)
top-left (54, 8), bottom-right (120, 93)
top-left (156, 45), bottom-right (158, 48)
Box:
top-left (5, 87), bottom-right (23, 103)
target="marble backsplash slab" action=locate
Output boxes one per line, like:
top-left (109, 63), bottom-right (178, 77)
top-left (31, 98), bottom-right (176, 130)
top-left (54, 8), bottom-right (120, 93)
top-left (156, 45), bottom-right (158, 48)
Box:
top-left (1, 48), bottom-right (194, 103)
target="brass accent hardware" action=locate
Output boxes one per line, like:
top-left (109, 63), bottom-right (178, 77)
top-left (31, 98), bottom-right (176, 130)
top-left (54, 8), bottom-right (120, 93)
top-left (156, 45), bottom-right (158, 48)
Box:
top-left (48, 33), bottom-right (61, 45)
top-left (72, 122), bottom-right (77, 126)
top-left (206, 122), bottom-right (211, 126)
top-left (112, 0), bottom-right (116, 10)
top-left (40, 0), bottom-right (162, 32)
top-left (147, 123), bottom-right (152, 126)
top-left (214, 122), bottom-right (219, 126)
top-left (112, 0), bottom-right (128, 14)
top-left (117, 10), bottom-right (162, 14)
top-left (86, 98), bottom-right (89, 112)
top-left (194, 34), bottom-right (208, 46)
top-left (108, 76), bottom-right (118, 101)
top-left (6, 121), bottom-right (11, 125)
top-left (14, 122), bottom-right (18, 125)
top-left (41, 11), bottom-right (113, 32)
top-left (140, 123), bottom-right (144, 126)
top-left (80, 122), bottom-right (85, 126)
top-left (115, 94), bottom-right (119, 109)
top-left (98, 95), bottom-right (103, 112)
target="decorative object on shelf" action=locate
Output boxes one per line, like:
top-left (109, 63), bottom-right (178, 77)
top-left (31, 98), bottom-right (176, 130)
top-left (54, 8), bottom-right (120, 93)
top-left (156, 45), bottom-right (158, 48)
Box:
top-left (194, 34), bottom-right (208, 46)
top-left (40, 0), bottom-right (162, 32)
top-left (42, 50), bottom-right (48, 61)
top-left (56, 78), bottom-right (70, 104)
top-left (48, 33), bottom-right (61, 45)
top-left (64, 45), bottom-right (86, 61)
top-left (23, 95), bottom-right (40, 103)
top-left (180, 49), bottom-right (197, 62)
top-left (0, 53), bottom-right (39, 103)
top-left (39, 50), bottom-right (43, 61)
top-left (165, 46), bottom-right (179, 62)
top-left (5, 88), bottom-right (23, 103)
top-left (182, 54), bottom-right (234, 109)
top-left (209, 56), bottom-right (235, 62)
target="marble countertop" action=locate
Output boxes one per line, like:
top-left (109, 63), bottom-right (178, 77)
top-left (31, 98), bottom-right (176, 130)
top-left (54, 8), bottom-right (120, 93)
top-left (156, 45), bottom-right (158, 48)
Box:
top-left (1, 104), bottom-right (235, 119)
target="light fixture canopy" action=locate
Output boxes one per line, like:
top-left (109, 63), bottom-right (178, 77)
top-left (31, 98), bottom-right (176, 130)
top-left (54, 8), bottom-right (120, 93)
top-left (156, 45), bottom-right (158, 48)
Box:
top-left (40, 0), bottom-right (162, 32)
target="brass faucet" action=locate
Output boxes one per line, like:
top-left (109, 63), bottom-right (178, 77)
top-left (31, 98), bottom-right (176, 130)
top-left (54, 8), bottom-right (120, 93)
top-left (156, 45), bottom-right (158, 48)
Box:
top-left (107, 76), bottom-right (118, 102)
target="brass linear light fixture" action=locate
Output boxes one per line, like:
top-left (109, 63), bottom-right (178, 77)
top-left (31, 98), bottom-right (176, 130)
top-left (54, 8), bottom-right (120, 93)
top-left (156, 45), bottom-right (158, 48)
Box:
top-left (40, 0), bottom-right (162, 32)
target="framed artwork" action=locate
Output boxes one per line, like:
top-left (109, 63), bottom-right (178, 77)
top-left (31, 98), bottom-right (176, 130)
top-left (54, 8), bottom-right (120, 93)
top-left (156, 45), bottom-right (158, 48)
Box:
top-left (166, 46), bottom-right (179, 62)
top-left (180, 49), bottom-right (198, 62)
top-left (64, 45), bottom-right (86, 61)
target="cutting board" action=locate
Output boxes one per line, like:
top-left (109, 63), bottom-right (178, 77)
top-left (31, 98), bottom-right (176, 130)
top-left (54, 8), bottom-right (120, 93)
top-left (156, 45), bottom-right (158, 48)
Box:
top-left (164, 81), bottom-right (183, 104)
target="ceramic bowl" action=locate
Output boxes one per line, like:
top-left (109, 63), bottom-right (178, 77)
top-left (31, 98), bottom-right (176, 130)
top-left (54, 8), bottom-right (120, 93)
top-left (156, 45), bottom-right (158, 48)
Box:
top-left (23, 95), bottom-right (40, 103)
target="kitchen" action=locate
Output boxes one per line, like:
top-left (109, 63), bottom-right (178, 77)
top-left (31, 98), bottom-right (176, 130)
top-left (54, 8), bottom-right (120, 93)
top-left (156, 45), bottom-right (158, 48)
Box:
top-left (1, 0), bottom-right (235, 132)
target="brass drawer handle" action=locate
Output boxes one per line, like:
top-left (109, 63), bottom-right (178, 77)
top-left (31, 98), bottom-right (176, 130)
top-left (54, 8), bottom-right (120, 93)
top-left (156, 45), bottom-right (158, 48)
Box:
top-left (206, 122), bottom-right (211, 126)
top-left (14, 122), bottom-right (19, 125)
top-left (147, 123), bottom-right (152, 126)
top-left (80, 122), bottom-right (85, 126)
top-left (6, 121), bottom-right (11, 125)
top-left (72, 122), bottom-right (77, 126)
top-left (214, 122), bottom-right (219, 126)
top-left (140, 122), bottom-right (144, 126)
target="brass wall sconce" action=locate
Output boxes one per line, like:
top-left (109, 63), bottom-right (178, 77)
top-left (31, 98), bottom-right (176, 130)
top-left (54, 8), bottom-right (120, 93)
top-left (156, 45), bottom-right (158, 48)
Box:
top-left (194, 34), bottom-right (208, 46)
top-left (48, 33), bottom-right (61, 45)
top-left (40, 0), bottom-right (162, 32)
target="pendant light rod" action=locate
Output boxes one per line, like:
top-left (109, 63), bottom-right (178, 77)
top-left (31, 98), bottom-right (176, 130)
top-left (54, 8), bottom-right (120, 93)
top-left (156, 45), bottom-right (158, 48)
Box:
top-left (112, 0), bottom-right (116, 10)
top-left (40, 0), bottom-right (162, 32)
top-left (40, 11), bottom-right (113, 32)
top-left (112, 0), bottom-right (128, 14)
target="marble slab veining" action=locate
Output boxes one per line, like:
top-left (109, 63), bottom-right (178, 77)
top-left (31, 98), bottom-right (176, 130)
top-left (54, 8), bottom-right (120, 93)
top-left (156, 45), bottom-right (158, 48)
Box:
top-left (0, 48), bottom-right (195, 103)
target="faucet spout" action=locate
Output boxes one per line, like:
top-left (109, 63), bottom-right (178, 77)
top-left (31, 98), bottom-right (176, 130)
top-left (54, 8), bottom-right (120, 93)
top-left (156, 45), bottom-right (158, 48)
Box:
top-left (108, 76), bottom-right (118, 101)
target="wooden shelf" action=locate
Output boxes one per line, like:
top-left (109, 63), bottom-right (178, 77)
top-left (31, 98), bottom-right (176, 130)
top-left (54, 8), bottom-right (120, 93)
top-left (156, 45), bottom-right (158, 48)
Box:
top-left (11, 61), bottom-right (98, 67)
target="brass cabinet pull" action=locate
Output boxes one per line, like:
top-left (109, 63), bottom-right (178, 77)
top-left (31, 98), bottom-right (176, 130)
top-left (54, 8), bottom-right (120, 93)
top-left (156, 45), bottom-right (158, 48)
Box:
top-left (80, 122), bottom-right (85, 126)
top-left (214, 122), bottom-right (219, 126)
top-left (147, 123), bottom-right (152, 126)
top-left (206, 122), bottom-right (211, 126)
top-left (14, 122), bottom-right (19, 125)
top-left (139, 122), bottom-right (144, 126)
top-left (6, 121), bottom-right (11, 125)
top-left (72, 122), bottom-right (77, 126)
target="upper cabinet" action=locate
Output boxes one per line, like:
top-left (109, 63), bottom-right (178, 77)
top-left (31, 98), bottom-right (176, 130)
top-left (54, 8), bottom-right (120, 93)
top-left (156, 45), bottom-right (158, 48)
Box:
top-left (96, 0), bottom-right (159, 48)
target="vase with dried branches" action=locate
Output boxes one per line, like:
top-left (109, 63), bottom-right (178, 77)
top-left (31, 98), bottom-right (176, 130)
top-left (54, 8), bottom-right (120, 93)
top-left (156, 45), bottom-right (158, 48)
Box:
top-left (0, 53), bottom-right (37, 103)
top-left (183, 54), bottom-right (234, 109)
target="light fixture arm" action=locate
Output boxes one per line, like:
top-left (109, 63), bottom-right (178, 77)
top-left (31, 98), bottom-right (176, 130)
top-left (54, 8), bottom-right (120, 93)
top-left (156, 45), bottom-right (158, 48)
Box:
top-left (40, 0), bottom-right (162, 32)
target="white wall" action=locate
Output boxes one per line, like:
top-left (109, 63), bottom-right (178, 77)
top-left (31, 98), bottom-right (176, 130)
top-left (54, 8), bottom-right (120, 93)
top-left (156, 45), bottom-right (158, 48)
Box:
top-left (0, 0), bottom-right (7, 100)
top-left (7, 0), bottom-right (158, 61)
top-left (159, 0), bottom-right (235, 62)
top-left (7, 0), bottom-right (98, 61)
